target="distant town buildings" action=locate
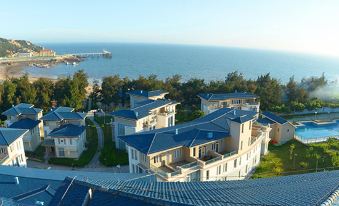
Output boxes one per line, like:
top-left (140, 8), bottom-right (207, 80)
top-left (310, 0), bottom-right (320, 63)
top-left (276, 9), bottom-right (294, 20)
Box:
top-left (198, 92), bottom-right (260, 115)
top-left (0, 128), bottom-right (27, 167)
top-left (119, 108), bottom-right (271, 182)
top-left (2, 103), bottom-right (44, 152)
top-left (42, 107), bottom-right (87, 158)
top-left (112, 90), bottom-right (179, 150)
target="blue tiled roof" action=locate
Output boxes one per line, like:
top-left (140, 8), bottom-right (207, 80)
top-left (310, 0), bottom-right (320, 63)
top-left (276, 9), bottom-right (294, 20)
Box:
top-left (9, 118), bottom-right (40, 130)
top-left (42, 107), bottom-right (86, 121)
top-left (78, 170), bottom-right (339, 206)
top-left (127, 90), bottom-right (168, 98)
top-left (257, 117), bottom-right (275, 126)
top-left (49, 124), bottom-right (85, 137)
top-left (112, 99), bottom-right (176, 120)
top-left (262, 111), bottom-right (288, 124)
top-left (119, 108), bottom-right (256, 154)
top-left (2, 103), bottom-right (42, 116)
top-left (198, 92), bottom-right (257, 101)
top-left (0, 174), bottom-right (61, 206)
top-left (0, 128), bottom-right (28, 146)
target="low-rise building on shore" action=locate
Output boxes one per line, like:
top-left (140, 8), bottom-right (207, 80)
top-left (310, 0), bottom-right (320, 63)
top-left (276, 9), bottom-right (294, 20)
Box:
top-left (0, 128), bottom-right (27, 167)
top-left (119, 108), bottom-right (271, 182)
top-left (198, 92), bottom-right (260, 115)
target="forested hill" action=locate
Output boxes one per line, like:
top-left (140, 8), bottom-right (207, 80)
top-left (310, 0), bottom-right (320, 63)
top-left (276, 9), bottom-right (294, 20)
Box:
top-left (0, 37), bottom-right (43, 57)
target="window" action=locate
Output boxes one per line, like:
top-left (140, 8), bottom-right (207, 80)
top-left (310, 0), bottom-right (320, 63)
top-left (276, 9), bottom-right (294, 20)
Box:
top-left (131, 149), bottom-right (135, 160)
top-left (174, 149), bottom-right (181, 159)
top-left (193, 148), bottom-right (196, 156)
top-left (287, 129), bottom-right (290, 132)
top-left (153, 155), bottom-right (160, 164)
top-left (223, 163), bottom-right (227, 172)
top-left (199, 147), bottom-right (202, 158)
top-left (217, 165), bottom-right (221, 175)
top-left (241, 124), bottom-right (244, 133)
top-left (249, 121), bottom-right (252, 129)
top-left (234, 159), bottom-right (237, 168)
top-left (240, 141), bottom-right (243, 150)
top-left (69, 139), bottom-right (72, 145)
top-left (58, 139), bottom-right (61, 144)
top-left (212, 143), bottom-right (215, 151)
top-left (239, 157), bottom-right (242, 166)
top-left (216, 142), bottom-right (219, 153)
top-left (206, 170), bottom-right (210, 180)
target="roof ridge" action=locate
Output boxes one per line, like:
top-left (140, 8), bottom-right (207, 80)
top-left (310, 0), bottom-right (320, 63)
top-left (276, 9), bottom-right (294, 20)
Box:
top-left (146, 133), bottom-right (158, 155)
top-left (0, 130), bottom-right (8, 145)
top-left (188, 129), bottom-right (201, 147)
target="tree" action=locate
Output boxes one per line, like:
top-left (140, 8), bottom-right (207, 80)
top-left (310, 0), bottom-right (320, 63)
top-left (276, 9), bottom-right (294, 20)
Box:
top-left (101, 75), bottom-right (123, 107)
top-left (33, 78), bottom-right (54, 111)
top-left (2, 80), bottom-right (17, 109)
top-left (255, 73), bottom-right (282, 110)
top-left (89, 80), bottom-right (101, 110)
top-left (13, 75), bottom-right (36, 104)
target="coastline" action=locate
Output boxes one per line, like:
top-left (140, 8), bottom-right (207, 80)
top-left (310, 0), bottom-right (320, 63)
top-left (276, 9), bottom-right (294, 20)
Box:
top-left (0, 55), bottom-right (82, 82)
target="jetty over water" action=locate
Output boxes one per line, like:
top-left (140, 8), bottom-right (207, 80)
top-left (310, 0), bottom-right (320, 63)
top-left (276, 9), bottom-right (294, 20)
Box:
top-left (65, 50), bottom-right (112, 58)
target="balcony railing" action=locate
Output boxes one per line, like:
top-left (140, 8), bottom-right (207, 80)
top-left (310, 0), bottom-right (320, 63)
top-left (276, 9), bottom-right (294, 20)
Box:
top-left (223, 151), bottom-right (237, 158)
top-left (158, 110), bottom-right (175, 116)
top-left (205, 156), bottom-right (223, 165)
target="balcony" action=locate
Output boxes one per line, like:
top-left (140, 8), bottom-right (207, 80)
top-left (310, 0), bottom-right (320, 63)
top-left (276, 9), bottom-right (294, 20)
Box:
top-left (158, 110), bottom-right (175, 116)
top-left (151, 160), bottom-right (200, 179)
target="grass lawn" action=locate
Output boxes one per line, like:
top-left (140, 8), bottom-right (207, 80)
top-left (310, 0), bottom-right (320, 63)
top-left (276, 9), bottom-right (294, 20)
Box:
top-left (98, 121), bottom-right (129, 166)
top-left (48, 119), bottom-right (98, 167)
top-left (94, 115), bottom-right (112, 126)
top-left (252, 138), bottom-right (339, 179)
top-left (26, 145), bottom-right (45, 162)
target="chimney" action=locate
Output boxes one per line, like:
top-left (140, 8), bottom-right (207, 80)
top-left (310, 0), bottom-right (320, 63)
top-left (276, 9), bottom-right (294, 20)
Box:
top-left (175, 129), bottom-right (178, 135)
top-left (233, 110), bottom-right (236, 116)
top-left (208, 132), bottom-right (213, 138)
top-left (14, 177), bottom-right (19, 184)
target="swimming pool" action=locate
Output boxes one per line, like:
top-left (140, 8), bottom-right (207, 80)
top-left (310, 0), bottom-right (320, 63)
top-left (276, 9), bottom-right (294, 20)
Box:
top-left (295, 120), bottom-right (339, 143)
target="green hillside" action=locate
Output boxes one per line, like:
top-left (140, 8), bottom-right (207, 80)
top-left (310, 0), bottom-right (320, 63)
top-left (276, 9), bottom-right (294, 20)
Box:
top-left (0, 37), bottom-right (43, 57)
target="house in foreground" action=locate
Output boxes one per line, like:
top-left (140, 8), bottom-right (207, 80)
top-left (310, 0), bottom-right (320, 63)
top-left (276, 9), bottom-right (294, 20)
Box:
top-left (2, 103), bottom-right (44, 151)
top-left (42, 107), bottom-right (87, 158)
top-left (113, 90), bottom-right (179, 150)
top-left (0, 128), bottom-right (27, 167)
top-left (119, 108), bottom-right (271, 182)
top-left (198, 92), bottom-right (260, 115)
top-left (258, 111), bottom-right (295, 145)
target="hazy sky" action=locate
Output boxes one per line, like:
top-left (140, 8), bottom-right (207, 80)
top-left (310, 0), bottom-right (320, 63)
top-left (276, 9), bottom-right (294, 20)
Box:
top-left (1, 0), bottom-right (339, 56)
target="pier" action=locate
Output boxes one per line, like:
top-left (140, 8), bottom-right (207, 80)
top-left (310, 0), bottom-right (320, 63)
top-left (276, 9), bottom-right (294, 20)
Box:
top-left (65, 50), bottom-right (112, 58)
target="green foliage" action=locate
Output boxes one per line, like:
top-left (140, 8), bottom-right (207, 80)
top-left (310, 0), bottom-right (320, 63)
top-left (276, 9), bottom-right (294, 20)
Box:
top-left (33, 78), bottom-right (54, 112)
top-left (99, 120), bottom-right (128, 166)
top-left (252, 139), bottom-right (338, 179)
top-left (255, 73), bottom-right (282, 110)
top-left (25, 145), bottom-right (45, 162)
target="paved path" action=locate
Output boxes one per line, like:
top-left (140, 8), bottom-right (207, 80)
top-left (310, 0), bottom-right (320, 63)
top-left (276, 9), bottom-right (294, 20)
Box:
top-left (86, 116), bottom-right (104, 168)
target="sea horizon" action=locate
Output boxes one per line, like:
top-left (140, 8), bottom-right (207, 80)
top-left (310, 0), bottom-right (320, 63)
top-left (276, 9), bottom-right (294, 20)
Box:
top-left (23, 42), bottom-right (339, 83)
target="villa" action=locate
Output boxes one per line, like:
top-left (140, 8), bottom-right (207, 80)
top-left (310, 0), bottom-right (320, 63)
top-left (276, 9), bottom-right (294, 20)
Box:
top-left (112, 90), bottom-right (179, 150)
top-left (258, 111), bottom-right (295, 145)
top-left (198, 92), bottom-right (260, 115)
top-left (119, 108), bottom-right (271, 182)
top-left (0, 128), bottom-right (27, 167)
top-left (2, 103), bottom-right (44, 152)
top-left (41, 107), bottom-right (87, 158)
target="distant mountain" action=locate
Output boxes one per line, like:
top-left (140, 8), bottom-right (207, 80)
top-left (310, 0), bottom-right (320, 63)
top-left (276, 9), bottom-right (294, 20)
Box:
top-left (0, 37), bottom-right (43, 57)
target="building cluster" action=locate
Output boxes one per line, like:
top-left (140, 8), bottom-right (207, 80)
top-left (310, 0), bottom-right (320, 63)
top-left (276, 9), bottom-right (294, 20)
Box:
top-left (0, 104), bottom-right (87, 167)
top-left (113, 90), bottom-right (296, 182)
top-left (15, 49), bottom-right (56, 58)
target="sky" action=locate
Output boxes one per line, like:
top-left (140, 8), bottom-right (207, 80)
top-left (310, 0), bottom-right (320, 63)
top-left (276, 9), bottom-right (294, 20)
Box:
top-left (1, 0), bottom-right (339, 57)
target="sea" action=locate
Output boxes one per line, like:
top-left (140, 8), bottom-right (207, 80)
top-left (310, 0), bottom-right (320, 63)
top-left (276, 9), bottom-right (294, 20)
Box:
top-left (23, 43), bottom-right (339, 83)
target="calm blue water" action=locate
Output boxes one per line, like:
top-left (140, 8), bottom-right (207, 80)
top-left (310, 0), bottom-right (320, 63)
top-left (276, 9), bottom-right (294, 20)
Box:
top-left (296, 121), bottom-right (339, 139)
top-left (24, 43), bottom-right (339, 82)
